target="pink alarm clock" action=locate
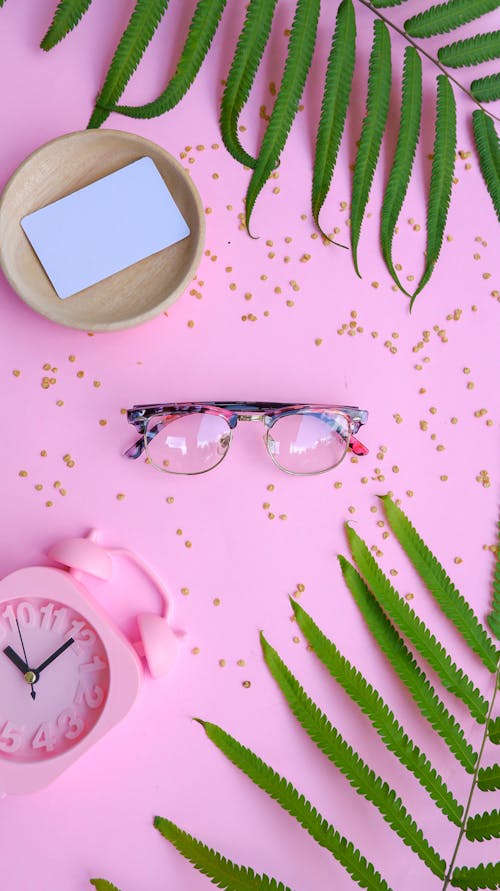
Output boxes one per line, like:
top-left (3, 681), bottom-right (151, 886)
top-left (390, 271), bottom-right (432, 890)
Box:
top-left (0, 530), bottom-right (179, 795)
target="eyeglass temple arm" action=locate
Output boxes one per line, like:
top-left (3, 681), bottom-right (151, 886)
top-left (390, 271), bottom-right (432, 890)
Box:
top-left (349, 435), bottom-right (369, 456)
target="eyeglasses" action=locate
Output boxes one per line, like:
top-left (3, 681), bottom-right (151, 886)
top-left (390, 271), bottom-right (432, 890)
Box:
top-left (125, 402), bottom-right (369, 477)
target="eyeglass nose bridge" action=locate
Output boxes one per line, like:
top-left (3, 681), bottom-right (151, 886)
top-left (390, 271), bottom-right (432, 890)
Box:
top-left (237, 413), bottom-right (267, 423)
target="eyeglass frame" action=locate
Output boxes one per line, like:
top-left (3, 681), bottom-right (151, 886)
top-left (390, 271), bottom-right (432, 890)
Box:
top-left (124, 402), bottom-right (369, 476)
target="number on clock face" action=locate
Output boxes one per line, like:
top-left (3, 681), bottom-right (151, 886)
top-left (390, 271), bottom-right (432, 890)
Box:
top-left (0, 597), bottom-right (110, 762)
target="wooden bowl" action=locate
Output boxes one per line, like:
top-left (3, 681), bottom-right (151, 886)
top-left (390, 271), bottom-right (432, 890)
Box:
top-left (0, 130), bottom-right (205, 331)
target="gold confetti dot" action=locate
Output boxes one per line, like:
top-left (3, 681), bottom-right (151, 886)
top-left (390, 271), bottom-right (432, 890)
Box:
top-left (185, 540), bottom-right (192, 548)
top-left (297, 583), bottom-right (305, 593)
top-left (45, 501), bottom-right (53, 508)
top-left (18, 470), bottom-right (28, 478)
top-left (99, 419), bottom-right (107, 427)
top-left (242, 680), bottom-right (251, 689)
top-left (191, 647), bottom-right (200, 655)
top-left (213, 597), bottom-right (221, 606)
top-left (187, 320), bottom-right (195, 328)
top-left (166, 496), bottom-right (174, 504)
top-left (237, 659), bottom-right (246, 667)
top-left (116, 493), bottom-right (125, 501)
top-left (35, 484), bottom-right (43, 491)
top-left (454, 557), bottom-right (463, 564)
top-left (12, 370), bottom-right (20, 377)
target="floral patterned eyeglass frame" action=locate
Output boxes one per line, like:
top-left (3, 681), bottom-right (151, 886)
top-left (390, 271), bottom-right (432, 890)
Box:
top-left (124, 402), bottom-right (369, 476)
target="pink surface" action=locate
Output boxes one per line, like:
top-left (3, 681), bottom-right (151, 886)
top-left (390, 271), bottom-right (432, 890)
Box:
top-left (0, 1), bottom-right (498, 889)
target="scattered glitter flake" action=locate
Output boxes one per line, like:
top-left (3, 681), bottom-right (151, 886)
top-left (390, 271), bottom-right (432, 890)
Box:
top-left (99, 419), bottom-right (107, 427)
top-left (191, 647), bottom-right (200, 655)
top-left (237, 659), bottom-right (246, 667)
top-left (405, 593), bottom-right (415, 601)
top-left (242, 680), bottom-right (251, 689)
top-left (93, 380), bottom-right (101, 388)
top-left (213, 597), bottom-right (221, 606)
top-left (12, 370), bottom-right (20, 377)
top-left (45, 501), bottom-right (54, 508)
top-left (296, 583), bottom-right (305, 593)
top-left (181, 587), bottom-right (189, 596)
top-left (116, 493), bottom-right (126, 501)
top-left (315, 338), bottom-right (323, 346)
top-left (34, 484), bottom-right (43, 491)
top-left (166, 496), bottom-right (174, 504)
top-left (219, 659), bottom-right (226, 667)
top-left (185, 540), bottom-right (192, 548)
top-left (187, 320), bottom-right (195, 328)
top-left (454, 557), bottom-right (463, 564)
top-left (18, 470), bottom-right (28, 478)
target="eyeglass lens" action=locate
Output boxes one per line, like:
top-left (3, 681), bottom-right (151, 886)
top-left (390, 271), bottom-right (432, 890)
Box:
top-left (145, 413), bottom-right (231, 474)
top-left (266, 411), bottom-right (350, 474)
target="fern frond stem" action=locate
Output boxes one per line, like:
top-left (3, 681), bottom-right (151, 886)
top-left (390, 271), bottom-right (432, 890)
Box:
top-left (442, 658), bottom-right (500, 891)
top-left (354, 0), bottom-right (500, 123)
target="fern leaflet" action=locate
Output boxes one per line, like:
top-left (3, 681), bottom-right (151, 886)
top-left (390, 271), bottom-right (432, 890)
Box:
top-left (477, 763), bottom-right (500, 791)
top-left (487, 520), bottom-right (500, 636)
top-left (339, 556), bottom-right (478, 771)
top-left (438, 30), bottom-right (500, 67)
top-left (245, 0), bottom-right (321, 233)
top-left (87, 0), bottom-right (170, 129)
top-left (451, 861), bottom-right (500, 889)
top-left (466, 809), bottom-right (500, 841)
top-left (473, 110), bottom-right (500, 222)
top-left (346, 524), bottom-right (488, 722)
top-left (41, 0), bottom-right (94, 50)
top-left (90, 882), bottom-right (121, 891)
top-left (291, 598), bottom-right (463, 823)
top-left (220, 0), bottom-right (278, 170)
top-left (489, 716), bottom-right (500, 744)
top-left (110, 0), bottom-right (227, 118)
top-left (471, 73), bottom-right (500, 102)
top-left (371, 0), bottom-right (410, 7)
top-left (405, 0), bottom-right (500, 39)
top-left (261, 633), bottom-right (446, 876)
top-left (411, 75), bottom-right (456, 303)
top-left (312, 0), bottom-right (356, 245)
top-left (380, 46), bottom-right (422, 296)
top-left (155, 817), bottom-right (292, 891)
top-left (197, 720), bottom-right (392, 891)
top-left (351, 19), bottom-right (392, 277)
top-left (380, 495), bottom-right (499, 671)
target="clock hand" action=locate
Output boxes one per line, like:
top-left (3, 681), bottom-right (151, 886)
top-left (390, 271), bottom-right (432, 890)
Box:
top-left (3, 645), bottom-right (29, 675)
top-left (34, 637), bottom-right (75, 676)
top-left (15, 618), bottom-right (37, 700)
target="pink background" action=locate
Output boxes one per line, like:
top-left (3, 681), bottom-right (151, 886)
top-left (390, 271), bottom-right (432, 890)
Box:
top-left (0, 1), bottom-right (498, 889)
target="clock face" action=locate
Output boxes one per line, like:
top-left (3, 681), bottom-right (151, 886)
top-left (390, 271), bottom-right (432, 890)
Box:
top-left (0, 596), bottom-right (110, 762)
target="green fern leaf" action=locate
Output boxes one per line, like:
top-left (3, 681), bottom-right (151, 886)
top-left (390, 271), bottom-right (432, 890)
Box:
top-left (261, 634), bottom-right (446, 876)
top-left (90, 882), bottom-right (121, 891)
top-left (438, 30), bottom-right (500, 67)
top-left (155, 817), bottom-right (292, 891)
top-left (411, 75), bottom-right (456, 303)
top-left (380, 495), bottom-right (499, 671)
top-left (473, 110), bottom-right (500, 222)
top-left (466, 809), bottom-right (500, 842)
top-left (489, 717), bottom-right (500, 744)
top-left (87, 0), bottom-right (170, 129)
top-left (245, 0), bottom-right (321, 233)
top-left (220, 0), bottom-right (278, 170)
top-left (477, 764), bottom-right (500, 791)
top-left (41, 0), bottom-right (94, 50)
top-left (371, 0), bottom-right (409, 7)
top-left (312, 0), bottom-right (356, 244)
top-left (197, 721), bottom-right (392, 891)
top-left (405, 0), bottom-right (500, 39)
top-left (471, 73), bottom-right (500, 102)
top-left (351, 20), bottom-right (392, 277)
top-left (291, 598), bottom-right (463, 823)
top-left (346, 524), bottom-right (489, 722)
top-left (339, 556), bottom-right (478, 771)
top-left (380, 46), bottom-right (422, 295)
top-left (451, 861), bottom-right (500, 889)
top-left (110, 0), bottom-right (227, 119)
top-left (487, 520), bottom-right (500, 637)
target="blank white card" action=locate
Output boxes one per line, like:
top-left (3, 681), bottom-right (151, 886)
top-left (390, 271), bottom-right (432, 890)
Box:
top-left (21, 157), bottom-right (191, 299)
